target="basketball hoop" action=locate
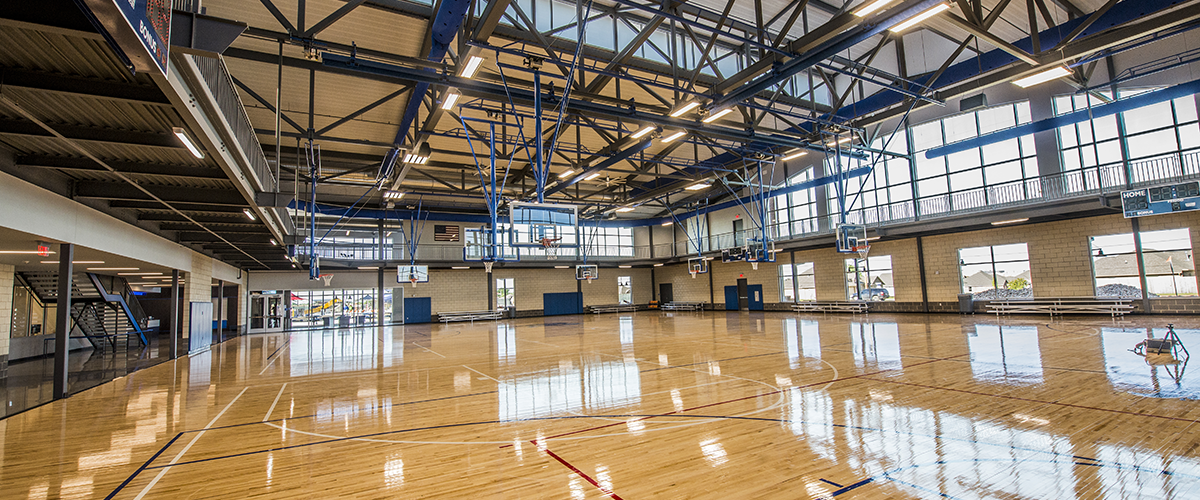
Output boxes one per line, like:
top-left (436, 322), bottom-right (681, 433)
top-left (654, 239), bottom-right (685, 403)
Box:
top-left (690, 270), bottom-right (698, 279)
top-left (320, 274), bottom-right (333, 287)
top-left (751, 262), bottom-right (759, 271)
top-left (587, 277), bottom-right (594, 284)
top-left (542, 239), bottom-right (562, 260)
top-left (484, 261), bottom-right (495, 273)
top-left (854, 244), bottom-right (871, 260)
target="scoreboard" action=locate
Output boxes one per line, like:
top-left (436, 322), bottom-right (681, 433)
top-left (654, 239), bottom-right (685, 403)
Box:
top-left (1121, 181), bottom-right (1200, 218)
top-left (79, 0), bottom-right (172, 77)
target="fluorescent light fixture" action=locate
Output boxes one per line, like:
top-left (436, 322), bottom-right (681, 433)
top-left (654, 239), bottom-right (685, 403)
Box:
top-left (653, 263), bottom-right (664, 267)
top-left (584, 172), bottom-right (602, 181)
top-left (781, 149), bottom-right (808, 161)
top-left (855, 0), bottom-right (897, 17)
top-left (631, 126), bottom-right (655, 139)
top-left (358, 266), bottom-right (379, 270)
top-left (662, 221), bottom-right (673, 226)
top-left (88, 267), bottom-right (139, 271)
top-left (270, 239), bottom-right (277, 246)
top-left (826, 137), bottom-right (852, 147)
top-left (702, 108), bottom-right (734, 123)
top-left (403, 143), bottom-right (432, 165)
top-left (243, 208), bottom-right (256, 220)
top-left (619, 265), bottom-right (632, 269)
top-left (1012, 66), bottom-right (1071, 88)
top-left (346, 230), bottom-right (352, 236)
top-left (559, 169), bottom-right (575, 178)
top-left (42, 260), bottom-right (103, 264)
top-left (460, 55), bottom-right (484, 78)
top-left (662, 131), bottom-right (687, 143)
top-left (554, 265), bottom-right (570, 269)
top-left (451, 266), bottom-right (470, 270)
top-left (118, 272), bottom-right (162, 276)
top-left (616, 207), bottom-right (635, 213)
top-left (384, 190), bottom-right (404, 200)
top-left (0, 251), bottom-right (54, 254)
top-left (889, 3), bottom-right (951, 33)
top-left (864, 236), bottom-right (881, 241)
top-left (685, 183), bottom-right (711, 191)
top-left (669, 101), bottom-right (701, 117)
top-left (441, 92), bottom-right (460, 110)
top-left (991, 218), bottom-right (1029, 225)
top-left (172, 127), bottom-right (204, 159)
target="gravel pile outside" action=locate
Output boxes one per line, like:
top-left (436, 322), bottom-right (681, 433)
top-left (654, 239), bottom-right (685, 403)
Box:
top-left (972, 288), bottom-right (1033, 300)
top-left (1096, 283), bottom-right (1155, 298)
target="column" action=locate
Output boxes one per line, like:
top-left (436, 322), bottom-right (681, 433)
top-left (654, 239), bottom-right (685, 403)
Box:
top-left (0, 263), bottom-right (14, 379)
top-left (169, 269), bottom-right (180, 359)
top-left (53, 243), bottom-right (73, 399)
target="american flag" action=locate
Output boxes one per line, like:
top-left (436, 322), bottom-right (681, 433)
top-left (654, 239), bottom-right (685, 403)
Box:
top-left (435, 225), bottom-right (460, 242)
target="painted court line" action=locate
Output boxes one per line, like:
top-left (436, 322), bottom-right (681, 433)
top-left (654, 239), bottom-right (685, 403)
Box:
top-left (131, 386), bottom-right (249, 499)
top-left (537, 442), bottom-right (624, 500)
top-left (412, 342), bottom-right (446, 358)
top-left (461, 365), bottom-right (500, 383)
top-left (257, 336), bottom-right (292, 376)
top-left (263, 383), bottom-right (288, 422)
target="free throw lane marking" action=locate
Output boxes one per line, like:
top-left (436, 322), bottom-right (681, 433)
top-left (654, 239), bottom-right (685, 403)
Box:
top-left (132, 386), bottom-right (249, 499)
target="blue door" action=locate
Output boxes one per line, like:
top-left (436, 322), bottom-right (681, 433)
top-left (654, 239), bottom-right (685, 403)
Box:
top-left (404, 297), bottom-right (432, 324)
top-left (724, 286), bottom-right (739, 310)
top-left (747, 284), bottom-right (764, 311)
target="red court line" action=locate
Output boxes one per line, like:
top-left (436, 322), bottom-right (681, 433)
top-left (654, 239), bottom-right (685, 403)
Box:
top-left (500, 354), bottom-right (967, 448)
top-left (538, 442), bottom-right (625, 500)
top-left (866, 378), bottom-right (1200, 424)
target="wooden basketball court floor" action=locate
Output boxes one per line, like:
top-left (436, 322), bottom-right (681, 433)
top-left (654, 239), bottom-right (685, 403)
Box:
top-left (3, 311), bottom-right (1200, 499)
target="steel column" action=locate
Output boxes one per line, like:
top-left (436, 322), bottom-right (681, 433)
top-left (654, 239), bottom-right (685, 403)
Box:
top-left (53, 243), bottom-right (73, 400)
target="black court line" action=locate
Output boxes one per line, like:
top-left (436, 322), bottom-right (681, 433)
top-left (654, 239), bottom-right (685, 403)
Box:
top-left (105, 432), bottom-right (183, 500)
top-left (186, 390), bottom-right (502, 433)
top-left (831, 477), bottom-right (874, 496)
top-left (638, 351), bottom-right (786, 373)
top-left (819, 478), bottom-right (843, 488)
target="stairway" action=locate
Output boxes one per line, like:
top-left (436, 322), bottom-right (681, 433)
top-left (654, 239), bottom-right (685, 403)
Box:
top-left (18, 271), bottom-right (150, 352)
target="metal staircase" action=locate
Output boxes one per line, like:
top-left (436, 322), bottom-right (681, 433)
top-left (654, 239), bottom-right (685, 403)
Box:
top-left (18, 271), bottom-right (150, 352)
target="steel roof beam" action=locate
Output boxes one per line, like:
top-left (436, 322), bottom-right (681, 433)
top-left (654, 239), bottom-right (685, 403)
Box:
top-left (0, 67), bottom-right (171, 107)
top-left (74, 182), bottom-right (247, 206)
top-left (15, 155), bottom-right (225, 180)
top-left (0, 118), bottom-right (181, 149)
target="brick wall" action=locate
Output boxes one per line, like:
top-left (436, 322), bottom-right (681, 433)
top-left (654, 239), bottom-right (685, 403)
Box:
top-left (404, 268), bottom-right (489, 313)
top-left (0, 263), bottom-right (12, 376)
top-left (653, 261), bottom-right (714, 303)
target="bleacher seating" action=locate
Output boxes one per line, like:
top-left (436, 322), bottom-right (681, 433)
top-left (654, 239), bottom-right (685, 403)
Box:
top-left (986, 297), bottom-right (1134, 318)
top-left (438, 310), bottom-right (504, 323)
top-left (589, 304), bottom-right (638, 314)
top-left (791, 301), bottom-right (870, 314)
top-left (661, 302), bottom-right (705, 311)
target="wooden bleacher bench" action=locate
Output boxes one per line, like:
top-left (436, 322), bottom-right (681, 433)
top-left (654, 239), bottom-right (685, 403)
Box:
top-left (790, 301), bottom-right (870, 314)
top-left (438, 310), bottom-right (504, 323)
top-left (589, 304), bottom-right (638, 314)
top-left (986, 297), bottom-right (1134, 318)
top-left (661, 302), bottom-right (705, 311)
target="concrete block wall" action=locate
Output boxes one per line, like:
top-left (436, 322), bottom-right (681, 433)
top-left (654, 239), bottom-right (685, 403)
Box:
top-left (0, 263), bottom-right (12, 377)
top-left (582, 268), bottom-right (653, 306)
top-left (405, 268), bottom-right (489, 313)
top-left (491, 267), bottom-right (578, 312)
top-left (653, 261), bottom-right (714, 303)
top-left (181, 253), bottom-right (214, 340)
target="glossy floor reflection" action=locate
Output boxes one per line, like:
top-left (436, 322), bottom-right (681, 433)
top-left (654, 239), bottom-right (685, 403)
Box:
top-left (3, 312), bottom-right (1200, 499)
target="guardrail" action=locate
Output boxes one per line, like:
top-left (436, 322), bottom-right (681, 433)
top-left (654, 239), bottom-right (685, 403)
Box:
top-left (187, 54), bottom-right (278, 193)
top-left (294, 151), bottom-right (1200, 263)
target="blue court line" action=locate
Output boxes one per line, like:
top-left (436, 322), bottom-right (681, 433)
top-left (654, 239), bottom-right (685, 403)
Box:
top-left (104, 432), bottom-right (183, 500)
top-left (818, 478), bottom-right (843, 488)
top-left (830, 477), bottom-right (873, 496)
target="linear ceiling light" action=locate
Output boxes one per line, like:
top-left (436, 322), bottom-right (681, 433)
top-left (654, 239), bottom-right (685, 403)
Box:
top-left (826, 137), bottom-right (852, 147)
top-left (855, 0), bottom-right (897, 17)
top-left (384, 190), bottom-right (404, 200)
top-left (889, 3), bottom-right (951, 33)
top-left (460, 55), bottom-right (484, 79)
top-left (653, 263), bottom-right (664, 267)
top-left (554, 265), bottom-right (570, 269)
top-left (781, 149), bottom-right (808, 161)
top-left (1012, 66), bottom-right (1072, 88)
top-left (0, 250), bottom-right (53, 254)
top-left (584, 172), bottom-right (602, 181)
top-left (662, 221), bottom-right (673, 226)
top-left (451, 266), bottom-right (470, 270)
top-left (118, 272), bottom-right (162, 276)
top-left (41, 260), bottom-right (103, 264)
top-left (172, 127), bottom-right (204, 159)
top-left (685, 183), bottom-right (711, 191)
top-left (88, 267), bottom-right (139, 271)
top-left (619, 265), bottom-right (632, 269)
top-left (441, 92), bottom-right (460, 110)
top-left (669, 101), bottom-right (701, 117)
top-left (662, 131), bottom-right (687, 143)
top-left (270, 239), bottom-right (278, 246)
top-left (991, 218), bottom-right (1029, 225)
top-left (702, 108), bottom-right (734, 123)
top-left (616, 207), bottom-right (635, 213)
top-left (559, 169), bottom-right (575, 178)
top-left (631, 126), bottom-right (656, 139)
top-left (243, 208), bottom-right (257, 220)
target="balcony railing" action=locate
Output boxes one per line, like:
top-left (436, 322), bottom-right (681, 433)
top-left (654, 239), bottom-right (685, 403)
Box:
top-left (187, 54), bottom-right (278, 193)
top-left (294, 151), bottom-right (1200, 264)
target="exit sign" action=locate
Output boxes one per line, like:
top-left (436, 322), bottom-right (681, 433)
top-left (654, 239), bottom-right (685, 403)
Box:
top-left (36, 242), bottom-right (50, 257)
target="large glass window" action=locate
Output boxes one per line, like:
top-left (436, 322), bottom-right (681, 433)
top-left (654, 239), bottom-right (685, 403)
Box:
top-left (778, 262), bottom-right (816, 302)
top-left (496, 278), bottom-right (515, 308)
top-left (908, 101), bottom-right (1038, 215)
top-left (831, 134), bottom-right (915, 225)
top-left (1091, 228), bottom-right (1196, 297)
top-left (288, 288), bottom-right (383, 327)
top-left (1055, 90), bottom-right (1200, 189)
top-left (617, 276), bottom-right (632, 304)
top-left (581, 226), bottom-right (633, 257)
top-left (772, 168), bottom-right (820, 239)
top-left (844, 255), bottom-right (894, 301)
top-left (959, 243), bottom-right (1032, 297)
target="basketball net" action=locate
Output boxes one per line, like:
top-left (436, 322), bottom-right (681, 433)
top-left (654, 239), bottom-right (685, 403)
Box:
top-left (690, 270), bottom-right (698, 279)
top-left (484, 261), bottom-right (495, 273)
top-left (751, 262), bottom-right (759, 271)
top-left (321, 274), bottom-right (333, 287)
top-left (856, 245), bottom-right (871, 260)
top-left (544, 241), bottom-right (560, 260)
top-left (409, 276), bottom-right (418, 287)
